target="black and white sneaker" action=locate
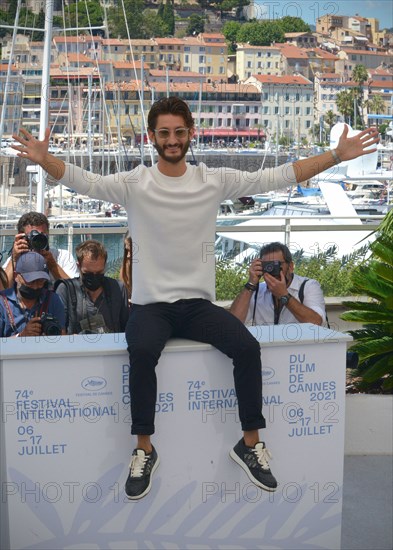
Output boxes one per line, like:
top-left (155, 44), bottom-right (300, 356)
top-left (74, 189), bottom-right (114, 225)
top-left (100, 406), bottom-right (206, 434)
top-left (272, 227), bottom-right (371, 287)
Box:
top-left (125, 447), bottom-right (159, 500)
top-left (230, 439), bottom-right (277, 492)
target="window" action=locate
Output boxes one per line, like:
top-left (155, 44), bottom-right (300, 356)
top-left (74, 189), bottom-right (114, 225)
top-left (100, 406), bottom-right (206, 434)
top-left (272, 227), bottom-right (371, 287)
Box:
top-left (306, 120), bottom-right (311, 128)
top-left (274, 106), bottom-right (279, 114)
top-left (285, 107), bottom-right (290, 114)
top-left (306, 107), bottom-right (311, 115)
top-left (199, 55), bottom-right (205, 63)
top-left (296, 107), bottom-right (300, 115)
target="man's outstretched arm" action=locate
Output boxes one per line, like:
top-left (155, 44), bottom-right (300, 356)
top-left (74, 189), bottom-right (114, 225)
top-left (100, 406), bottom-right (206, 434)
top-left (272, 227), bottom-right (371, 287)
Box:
top-left (292, 125), bottom-right (379, 184)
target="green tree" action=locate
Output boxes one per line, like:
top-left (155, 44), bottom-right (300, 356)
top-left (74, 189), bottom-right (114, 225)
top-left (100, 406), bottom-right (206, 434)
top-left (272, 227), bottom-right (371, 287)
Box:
top-left (108, 0), bottom-right (144, 38)
top-left (186, 14), bottom-right (205, 36)
top-left (31, 9), bottom-right (45, 41)
top-left (237, 20), bottom-right (284, 46)
top-left (222, 20), bottom-right (242, 52)
top-left (142, 9), bottom-right (169, 38)
top-left (277, 16), bottom-right (311, 33)
top-left (341, 210), bottom-right (393, 392)
top-left (324, 109), bottom-right (336, 130)
top-left (365, 94), bottom-right (386, 128)
top-left (162, 0), bottom-right (175, 36)
top-left (336, 89), bottom-right (355, 124)
top-left (66, 0), bottom-right (104, 33)
top-left (352, 64), bottom-right (369, 128)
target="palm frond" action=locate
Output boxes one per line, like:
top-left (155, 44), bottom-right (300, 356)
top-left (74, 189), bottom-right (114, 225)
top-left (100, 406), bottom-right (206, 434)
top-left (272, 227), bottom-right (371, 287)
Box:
top-left (361, 355), bottom-right (393, 384)
top-left (349, 336), bottom-right (393, 359)
top-left (370, 237), bottom-right (393, 266)
top-left (339, 208), bottom-right (393, 392)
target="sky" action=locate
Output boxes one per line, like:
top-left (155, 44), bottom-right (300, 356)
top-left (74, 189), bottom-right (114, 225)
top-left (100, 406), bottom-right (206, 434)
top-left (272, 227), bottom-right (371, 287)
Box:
top-left (254, 0), bottom-right (393, 29)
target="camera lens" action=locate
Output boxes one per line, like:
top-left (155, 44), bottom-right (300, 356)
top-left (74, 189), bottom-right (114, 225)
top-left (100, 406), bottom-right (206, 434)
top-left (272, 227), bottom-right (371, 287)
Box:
top-left (27, 230), bottom-right (49, 251)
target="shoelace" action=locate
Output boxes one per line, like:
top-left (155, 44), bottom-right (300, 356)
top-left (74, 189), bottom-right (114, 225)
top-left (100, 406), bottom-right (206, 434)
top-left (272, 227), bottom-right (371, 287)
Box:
top-left (253, 444), bottom-right (272, 470)
top-left (129, 451), bottom-right (148, 478)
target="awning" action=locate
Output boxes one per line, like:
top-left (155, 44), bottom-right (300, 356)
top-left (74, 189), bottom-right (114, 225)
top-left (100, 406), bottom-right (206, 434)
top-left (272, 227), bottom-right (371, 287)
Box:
top-left (197, 128), bottom-right (265, 138)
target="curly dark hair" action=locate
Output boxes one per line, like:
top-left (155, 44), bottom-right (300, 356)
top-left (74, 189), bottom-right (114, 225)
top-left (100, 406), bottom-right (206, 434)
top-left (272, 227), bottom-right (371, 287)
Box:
top-left (17, 212), bottom-right (49, 233)
top-left (147, 96), bottom-right (194, 131)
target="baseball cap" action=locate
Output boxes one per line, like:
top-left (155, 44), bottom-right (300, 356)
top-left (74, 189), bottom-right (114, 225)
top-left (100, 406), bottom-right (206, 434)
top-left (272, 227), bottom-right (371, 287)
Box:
top-left (15, 252), bottom-right (50, 283)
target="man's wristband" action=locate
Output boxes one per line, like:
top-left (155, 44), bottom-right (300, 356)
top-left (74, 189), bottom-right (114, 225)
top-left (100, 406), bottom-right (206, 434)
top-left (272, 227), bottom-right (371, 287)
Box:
top-left (331, 149), bottom-right (342, 165)
top-left (244, 282), bottom-right (258, 292)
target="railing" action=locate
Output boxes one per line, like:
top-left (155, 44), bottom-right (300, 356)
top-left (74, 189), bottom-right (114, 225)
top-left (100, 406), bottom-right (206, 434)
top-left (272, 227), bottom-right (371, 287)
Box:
top-left (0, 214), bottom-right (384, 256)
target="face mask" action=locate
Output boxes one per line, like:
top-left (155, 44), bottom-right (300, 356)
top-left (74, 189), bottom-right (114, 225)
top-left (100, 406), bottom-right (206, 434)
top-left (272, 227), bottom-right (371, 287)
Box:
top-left (19, 284), bottom-right (43, 300)
top-left (82, 272), bottom-right (105, 291)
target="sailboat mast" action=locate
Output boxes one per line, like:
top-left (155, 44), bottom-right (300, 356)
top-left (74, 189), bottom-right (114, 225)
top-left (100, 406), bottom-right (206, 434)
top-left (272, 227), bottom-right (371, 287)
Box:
top-left (36, 0), bottom-right (54, 213)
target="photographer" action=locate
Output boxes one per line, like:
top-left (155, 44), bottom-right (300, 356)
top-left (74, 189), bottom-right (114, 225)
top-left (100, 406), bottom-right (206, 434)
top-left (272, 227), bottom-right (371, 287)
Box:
top-left (2, 212), bottom-right (78, 288)
top-left (230, 242), bottom-right (326, 326)
top-left (55, 240), bottom-right (129, 335)
top-left (0, 251), bottom-right (65, 337)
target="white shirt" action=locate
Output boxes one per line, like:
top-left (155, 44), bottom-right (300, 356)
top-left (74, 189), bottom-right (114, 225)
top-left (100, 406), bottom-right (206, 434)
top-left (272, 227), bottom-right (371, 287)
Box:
top-left (57, 161), bottom-right (297, 304)
top-left (245, 273), bottom-right (326, 325)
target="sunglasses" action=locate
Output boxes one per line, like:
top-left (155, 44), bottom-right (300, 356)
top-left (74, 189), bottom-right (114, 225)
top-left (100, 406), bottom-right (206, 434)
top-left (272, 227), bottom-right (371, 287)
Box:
top-left (153, 127), bottom-right (189, 140)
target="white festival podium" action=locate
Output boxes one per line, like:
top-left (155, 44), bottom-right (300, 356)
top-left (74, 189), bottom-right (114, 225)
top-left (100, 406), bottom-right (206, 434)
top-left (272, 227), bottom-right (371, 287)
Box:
top-left (0, 324), bottom-right (350, 550)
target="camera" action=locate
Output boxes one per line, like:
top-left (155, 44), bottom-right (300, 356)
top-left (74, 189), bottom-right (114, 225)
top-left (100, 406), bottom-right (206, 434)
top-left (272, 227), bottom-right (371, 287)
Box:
top-left (40, 313), bottom-right (62, 336)
top-left (261, 260), bottom-right (281, 279)
top-left (26, 230), bottom-right (49, 252)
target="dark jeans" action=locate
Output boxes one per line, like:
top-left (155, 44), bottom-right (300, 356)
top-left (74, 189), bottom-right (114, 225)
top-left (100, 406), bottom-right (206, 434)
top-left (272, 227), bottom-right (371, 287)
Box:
top-left (125, 299), bottom-right (266, 435)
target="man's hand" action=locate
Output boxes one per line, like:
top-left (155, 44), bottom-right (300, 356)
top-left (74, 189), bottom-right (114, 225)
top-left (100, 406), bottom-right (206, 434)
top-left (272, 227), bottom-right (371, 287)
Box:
top-left (11, 233), bottom-right (30, 263)
top-left (19, 317), bottom-right (42, 337)
top-left (263, 271), bottom-right (288, 298)
top-left (248, 259), bottom-right (263, 286)
top-left (11, 127), bottom-right (66, 180)
top-left (336, 125), bottom-right (379, 162)
top-left (11, 127), bottom-right (50, 164)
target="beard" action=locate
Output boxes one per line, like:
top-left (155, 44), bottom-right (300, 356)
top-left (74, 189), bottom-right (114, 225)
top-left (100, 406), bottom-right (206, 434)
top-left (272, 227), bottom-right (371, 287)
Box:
top-left (153, 139), bottom-right (190, 164)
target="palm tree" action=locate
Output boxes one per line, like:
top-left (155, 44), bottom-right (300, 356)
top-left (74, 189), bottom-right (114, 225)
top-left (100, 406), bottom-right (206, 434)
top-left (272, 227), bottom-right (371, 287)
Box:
top-left (336, 90), bottom-right (354, 124)
top-left (324, 109), bottom-right (336, 130)
top-left (352, 64), bottom-right (369, 128)
top-left (365, 94), bottom-right (386, 128)
top-left (341, 209), bottom-right (393, 392)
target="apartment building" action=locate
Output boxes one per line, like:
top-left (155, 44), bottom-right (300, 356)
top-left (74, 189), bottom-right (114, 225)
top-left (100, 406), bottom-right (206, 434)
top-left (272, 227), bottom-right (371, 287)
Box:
top-left (313, 73), bottom-right (357, 121)
top-left (316, 14), bottom-right (349, 34)
top-left (125, 40), bottom-right (157, 70)
top-left (182, 36), bottom-right (227, 79)
top-left (244, 74), bottom-right (314, 140)
top-left (284, 33), bottom-right (318, 48)
top-left (336, 49), bottom-right (393, 78)
top-left (236, 45), bottom-right (282, 81)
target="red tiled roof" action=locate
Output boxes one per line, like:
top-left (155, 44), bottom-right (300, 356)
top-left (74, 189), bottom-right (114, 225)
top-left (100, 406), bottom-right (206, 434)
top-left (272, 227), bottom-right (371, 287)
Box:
top-left (113, 61), bottom-right (149, 69)
top-left (148, 69), bottom-right (204, 78)
top-left (341, 48), bottom-right (390, 56)
top-left (276, 44), bottom-right (309, 59)
top-left (252, 74), bottom-right (312, 85)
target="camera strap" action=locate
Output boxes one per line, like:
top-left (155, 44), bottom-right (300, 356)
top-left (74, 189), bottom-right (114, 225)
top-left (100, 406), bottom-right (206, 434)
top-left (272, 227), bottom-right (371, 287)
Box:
top-left (1, 295), bottom-right (17, 333)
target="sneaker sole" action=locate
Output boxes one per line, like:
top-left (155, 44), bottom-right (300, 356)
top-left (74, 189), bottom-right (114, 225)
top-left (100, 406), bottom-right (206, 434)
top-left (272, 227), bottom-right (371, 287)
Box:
top-left (229, 449), bottom-right (277, 492)
top-left (126, 456), bottom-right (160, 501)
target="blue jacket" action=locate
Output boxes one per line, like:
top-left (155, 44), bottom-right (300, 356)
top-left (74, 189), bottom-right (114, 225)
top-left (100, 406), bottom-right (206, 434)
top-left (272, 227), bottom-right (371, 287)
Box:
top-left (0, 286), bottom-right (66, 337)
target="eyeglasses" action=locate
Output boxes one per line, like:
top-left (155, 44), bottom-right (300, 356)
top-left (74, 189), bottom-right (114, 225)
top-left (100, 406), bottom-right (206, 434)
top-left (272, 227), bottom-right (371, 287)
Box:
top-left (153, 127), bottom-right (189, 140)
